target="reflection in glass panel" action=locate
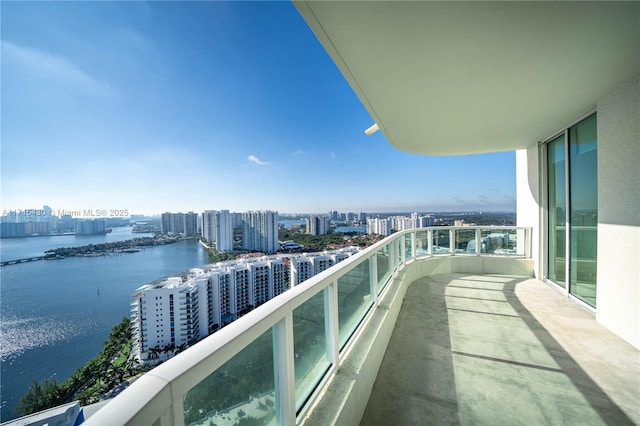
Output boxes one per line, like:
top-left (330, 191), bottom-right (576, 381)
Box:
top-left (480, 229), bottom-right (519, 255)
top-left (183, 329), bottom-right (275, 426)
top-left (293, 291), bottom-right (329, 411)
top-left (548, 134), bottom-right (566, 287)
top-left (376, 246), bottom-right (391, 294)
top-left (415, 230), bottom-right (430, 257)
top-left (454, 229), bottom-right (476, 253)
top-left (570, 114), bottom-right (597, 307)
top-left (338, 259), bottom-right (372, 349)
top-left (405, 233), bottom-right (414, 259)
top-left (432, 229), bottom-right (450, 254)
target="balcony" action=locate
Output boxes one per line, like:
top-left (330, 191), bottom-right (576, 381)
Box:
top-left (85, 227), bottom-right (639, 425)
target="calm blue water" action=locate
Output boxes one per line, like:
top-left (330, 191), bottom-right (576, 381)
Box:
top-left (0, 228), bottom-right (209, 421)
top-left (334, 226), bottom-right (366, 233)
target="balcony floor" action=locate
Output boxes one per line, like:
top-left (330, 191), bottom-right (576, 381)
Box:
top-left (361, 273), bottom-right (640, 425)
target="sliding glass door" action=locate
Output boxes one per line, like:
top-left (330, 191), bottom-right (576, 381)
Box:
top-left (546, 114), bottom-right (598, 307)
top-left (547, 134), bottom-right (566, 287)
top-left (569, 115), bottom-right (598, 306)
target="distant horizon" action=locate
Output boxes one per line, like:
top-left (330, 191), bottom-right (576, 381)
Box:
top-left (2, 206), bottom-right (516, 220)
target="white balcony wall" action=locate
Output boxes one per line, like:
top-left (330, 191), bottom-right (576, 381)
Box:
top-left (516, 145), bottom-right (541, 278)
top-left (596, 76), bottom-right (640, 349)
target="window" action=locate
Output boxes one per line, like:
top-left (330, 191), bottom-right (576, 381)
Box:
top-left (546, 113), bottom-right (597, 307)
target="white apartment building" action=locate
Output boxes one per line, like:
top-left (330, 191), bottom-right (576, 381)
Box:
top-left (367, 217), bottom-right (391, 236)
top-left (306, 215), bottom-right (330, 236)
top-left (311, 255), bottom-right (334, 275)
top-left (131, 248), bottom-right (358, 362)
top-left (290, 256), bottom-right (314, 286)
top-left (131, 277), bottom-right (200, 362)
top-left (270, 258), bottom-right (289, 297)
top-left (202, 210), bottom-right (234, 252)
top-left (242, 210), bottom-right (279, 253)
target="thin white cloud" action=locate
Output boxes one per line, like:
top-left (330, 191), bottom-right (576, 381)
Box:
top-left (1, 40), bottom-right (116, 98)
top-left (248, 155), bottom-right (269, 166)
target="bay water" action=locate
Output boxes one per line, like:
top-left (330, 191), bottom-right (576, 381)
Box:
top-left (0, 227), bottom-right (209, 421)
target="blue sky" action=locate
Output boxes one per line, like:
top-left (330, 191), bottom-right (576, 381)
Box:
top-left (1, 1), bottom-right (515, 216)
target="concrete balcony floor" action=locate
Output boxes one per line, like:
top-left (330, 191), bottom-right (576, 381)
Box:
top-left (361, 274), bottom-right (640, 425)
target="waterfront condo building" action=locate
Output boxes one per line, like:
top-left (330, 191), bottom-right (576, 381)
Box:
top-left (366, 217), bottom-right (391, 236)
top-left (290, 255), bottom-right (314, 286)
top-left (306, 215), bottom-right (330, 236)
top-left (161, 212), bottom-right (199, 236)
top-left (241, 210), bottom-right (279, 253)
top-left (130, 276), bottom-right (201, 361)
top-left (131, 249), bottom-right (357, 362)
top-left (201, 210), bottom-right (234, 252)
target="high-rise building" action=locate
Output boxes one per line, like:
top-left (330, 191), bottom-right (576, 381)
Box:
top-left (131, 248), bottom-right (354, 362)
top-left (291, 256), bottom-right (314, 285)
top-left (241, 210), bottom-right (279, 253)
top-left (161, 212), bottom-right (199, 236)
top-left (367, 217), bottom-right (391, 236)
top-left (130, 276), bottom-right (200, 362)
top-left (75, 219), bottom-right (106, 235)
top-left (307, 215), bottom-right (330, 236)
top-left (202, 210), bottom-right (234, 252)
top-left (311, 255), bottom-right (334, 275)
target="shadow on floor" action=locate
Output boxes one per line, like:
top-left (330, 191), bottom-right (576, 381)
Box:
top-left (360, 273), bottom-right (636, 425)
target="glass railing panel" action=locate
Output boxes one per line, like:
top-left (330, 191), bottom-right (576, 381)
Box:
top-left (338, 259), bottom-right (373, 349)
top-left (415, 230), bottom-right (430, 257)
top-left (395, 237), bottom-right (402, 266)
top-left (376, 245), bottom-right (391, 294)
top-left (183, 328), bottom-right (275, 426)
top-left (454, 229), bottom-right (476, 254)
top-left (404, 233), bottom-right (413, 259)
top-left (432, 229), bottom-right (451, 254)
top-left (293, 291), bottom-right (329, 411)
top-left (480, 229), bottom-right (523, 255)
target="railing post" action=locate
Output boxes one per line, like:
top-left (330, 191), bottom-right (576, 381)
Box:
top-left (428, 229), bottom-right (434, 257)
top-left (325, 283), bottom-right (340, 367)
top-left (389, 239), bottom-right (396, 272)
top-left (274, 315), bottom-right (296, 425)
top-left (449, 228), bottom-right (455, 255)
top-left (370, 250), bottom-right (378, 304)
top-left (411, 231), bottom-right (416, 260)
top-left (475, 228), bottom-right (482, 256)
top-left (171, 392), bottom-right (185, 426)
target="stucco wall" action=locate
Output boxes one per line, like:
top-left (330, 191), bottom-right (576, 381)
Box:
top-left (596, 76), bottom-right (640, 349)
top-left (516, 146), bottom-right (541, 278)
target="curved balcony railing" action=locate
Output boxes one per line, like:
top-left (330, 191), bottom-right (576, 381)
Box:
top-left (86, 226), bottom-right (531, 426)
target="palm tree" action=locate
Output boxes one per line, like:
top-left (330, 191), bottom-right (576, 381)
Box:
top-left (174, 343), bottom-right (187, 355)
top-left (148, 347), bottom-right (159, 360)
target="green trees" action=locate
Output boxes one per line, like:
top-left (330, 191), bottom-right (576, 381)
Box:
top-left (16, 317), bottom-right (135, 416)
top-left (15, 379), bottom-right (62, 416)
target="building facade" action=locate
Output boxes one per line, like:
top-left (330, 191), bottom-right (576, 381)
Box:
top-left (202, 210), bottom-right (234, 252)
top-left (131, 247), bottom-right (359, 362)
top-left (306, 215), bottom-right (330, 236)
top-left (241, 210), bottom-right (279, 253)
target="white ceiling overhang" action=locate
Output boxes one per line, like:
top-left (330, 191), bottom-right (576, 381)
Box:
top-left (294, 1), bottom-right (640, 155)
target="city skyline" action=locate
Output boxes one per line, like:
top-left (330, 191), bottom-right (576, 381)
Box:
top-left (1, 2), bottom-right (516, 216)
